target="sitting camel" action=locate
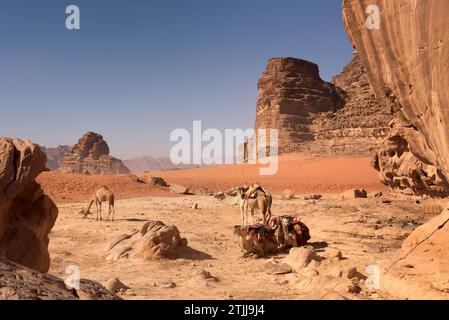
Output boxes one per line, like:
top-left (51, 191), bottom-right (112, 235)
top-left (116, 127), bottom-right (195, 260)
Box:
top-left (79, 186), bottom-right (115, 222)
top-left (238, 182), bottom-right (272, 225)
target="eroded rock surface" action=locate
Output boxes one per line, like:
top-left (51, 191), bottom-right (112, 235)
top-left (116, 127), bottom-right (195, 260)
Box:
top-left (59, 132), bottom-right (130, 175)
top-left (343, 0), bottom-right (449, 298)
top-left (0, 258), bottom-right (120, 300)
top-left (105, 221), bottom-right (188, 261)
top-left (373, 120), bottom-right (449, 197)
top-left (0, 137), bottom-right (58, 272)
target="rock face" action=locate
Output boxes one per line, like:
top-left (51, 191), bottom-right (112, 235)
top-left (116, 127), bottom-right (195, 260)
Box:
top-left (40, 145), bottom-right (70, 170)
top-left (104, 221), bottom-right (188, 261)
top-left (343, 0), bottom-right (449, 195)
top-left (373, 120), bottom-right (449, 197)
top-left (59, 132), bottom-right (130, 175)
top-left (254, 54), bottom-right (391, 156)
top-left (0, 137), bottom-right (58, 273)
top-left (343, 0), bottom-right (449, 298)
top-left (0, 258), bottom-right (120, 300)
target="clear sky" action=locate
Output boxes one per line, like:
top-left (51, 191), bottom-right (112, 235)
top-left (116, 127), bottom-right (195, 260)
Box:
top-left (0, 0), bottom-right (353, 159)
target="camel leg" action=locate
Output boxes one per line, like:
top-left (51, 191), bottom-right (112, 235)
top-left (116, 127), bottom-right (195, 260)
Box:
top-left (112, 205), bottom-right (115, 222)
top-left (95, 201), bottom-right (99, 221)
top-left (106, 205), bottom-right (111, 221)
top-left (99, 202), bottom-right (103, 220)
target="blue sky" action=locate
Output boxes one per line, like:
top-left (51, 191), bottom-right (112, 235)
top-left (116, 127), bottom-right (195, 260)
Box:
top-left (0, 0), bottom-right (353, 158)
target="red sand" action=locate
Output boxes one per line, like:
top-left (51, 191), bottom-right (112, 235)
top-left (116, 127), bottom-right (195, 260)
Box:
top-left (38, 154), bottom-right (385, 203)
top-left (142, 154), bottom-right (386, 194)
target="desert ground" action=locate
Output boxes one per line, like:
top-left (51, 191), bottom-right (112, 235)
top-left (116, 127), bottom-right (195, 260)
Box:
top-left (37, 154), bottom-right (445, 300)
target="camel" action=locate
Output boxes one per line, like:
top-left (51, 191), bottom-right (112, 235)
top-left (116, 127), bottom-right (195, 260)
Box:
top-left (238, 183), bottom-right (272, 225)
top-left (79, 186), bottom-right (115, 222)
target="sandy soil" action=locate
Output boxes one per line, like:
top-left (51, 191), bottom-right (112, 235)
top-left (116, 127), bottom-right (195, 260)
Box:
top-left (38, 154), bottom-right (387, 203)
top-left (41, 154), bottom-right (445, 300)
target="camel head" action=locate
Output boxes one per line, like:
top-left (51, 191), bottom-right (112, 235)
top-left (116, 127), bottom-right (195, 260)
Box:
top-left (237, 185), bottom-right (249, 199)
top-left (79, 208), bottom-right (92, 218)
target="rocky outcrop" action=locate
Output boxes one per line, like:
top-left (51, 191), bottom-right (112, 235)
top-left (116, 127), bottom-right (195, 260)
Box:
top-left (254, 54), bottom-right (391, 156)
top-left (59, 132), bottom-right (130, 175)
top-left (40, 145), bottom-right (70, 170)
top-left (0, 258), bottom-right (120, 300)
top-left (343, 0), bottom-right (449, 194)
top-left (104, 221), bottom-right (188, 261)
top-left (0, 137), bottom-right (58, 273)
top-left (373, 120), bottom-right (449, 197)
top-left (343, 0), bottom-right (449, 298)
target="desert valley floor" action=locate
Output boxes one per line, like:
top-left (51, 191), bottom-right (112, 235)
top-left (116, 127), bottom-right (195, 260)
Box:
top-left (37, 154), bottom-right (448, 300)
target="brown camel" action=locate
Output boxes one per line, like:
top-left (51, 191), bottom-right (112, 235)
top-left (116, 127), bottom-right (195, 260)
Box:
top-left (79, 186), bottom-right (115, 221)
top-left (238, 183), bottom-right (272, 225)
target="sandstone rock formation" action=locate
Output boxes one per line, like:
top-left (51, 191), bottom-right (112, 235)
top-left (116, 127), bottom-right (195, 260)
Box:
top-left (0, 258), bottom-right (120, 300)
top-left (0, 137), bottom-right (58, 273)
top-left (39, 145), bottom-right (70, 170)
top-left (104, 221), bottom-right (188, 261)
top-left (254, 53), bottom-right (391, 156)
top-left (343, 0), bottom-right (449, 193)
top-left (343, 0), bottom-right (449, 298)
top-left (373, 120), bottom-right (449, 197)
top-left (59, 132), bottom-right (130, 175)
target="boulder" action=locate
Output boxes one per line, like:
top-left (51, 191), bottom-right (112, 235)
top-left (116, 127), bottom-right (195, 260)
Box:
top-left (0, 137), bottom-right (58, 273)
top-left (283, 246), bottom-right (318, 271)
top-left (149, 176), bottom-right (169, 187)
top-left (104, 221), bottom-right (188, 261)
top-left (170, 184), bottom-right (189, 194)
top-left (342, 189), bottom-right (367, 199)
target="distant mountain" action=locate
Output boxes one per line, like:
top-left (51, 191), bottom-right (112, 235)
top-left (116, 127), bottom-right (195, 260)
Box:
top-left (39, 145), bottom-right (71, 170)
top-left (123, 156), bottom-right (198, 173)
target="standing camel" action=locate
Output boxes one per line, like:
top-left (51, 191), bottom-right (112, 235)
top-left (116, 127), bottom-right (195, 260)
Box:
top-left (238, 183), bottom-right (272, 225)
top-left (79, 186), bottom-right (115, 222)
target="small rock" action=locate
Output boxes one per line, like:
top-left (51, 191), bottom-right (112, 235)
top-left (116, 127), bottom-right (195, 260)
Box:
top-left (161, 281), bottom-right (176, 289)
top-left (374, 192), bottom-right (383, 198)
top-left (343, 189), bottom-right (368, 199)
top-left (192, 203), bottom-right (199, 210)
top-left (214, 192), bottom-right (226, 200)
top-left (197, 270), bottom-right (220, 282)
top-left (104, 278), bottom-right (130, 293)
top-left (149, 177), bottom-right (169, 187)
top-left (281, 189), bottom-right (295, 200)
top-left (304, 194), bottom-right (322, 200)
top-left (170, 184), bottom-right (189, 194)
